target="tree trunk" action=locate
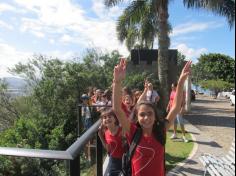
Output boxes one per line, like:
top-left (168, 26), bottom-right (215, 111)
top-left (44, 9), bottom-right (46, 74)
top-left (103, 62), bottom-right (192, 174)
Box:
top-left (157, 4), bottom-right (170, 108)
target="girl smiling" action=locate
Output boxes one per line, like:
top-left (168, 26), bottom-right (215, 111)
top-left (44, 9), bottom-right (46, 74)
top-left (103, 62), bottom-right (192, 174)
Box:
top-left (112, 58), bottom-right (191, 176)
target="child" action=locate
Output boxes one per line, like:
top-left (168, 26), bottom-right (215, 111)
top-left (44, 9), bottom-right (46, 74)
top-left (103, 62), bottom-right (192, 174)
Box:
top-left (81, 94), bottom-right (93, 163)
top-left (121, 94), bottom-right (134, 119)
top-left (98, 108), bottom-right (125, 176)
top-left (112, 58), bottom-right (191, 176)
top-left (167, 83), bottom-right (188, 142)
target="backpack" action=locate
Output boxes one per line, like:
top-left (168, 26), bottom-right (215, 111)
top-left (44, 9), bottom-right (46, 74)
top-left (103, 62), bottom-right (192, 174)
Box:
top-left (119, 128), bottom-right (142, 176)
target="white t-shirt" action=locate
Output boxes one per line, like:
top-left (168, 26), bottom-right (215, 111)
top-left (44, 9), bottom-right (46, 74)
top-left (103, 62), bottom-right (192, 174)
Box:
top-left (146, 90), bottom-right (159, 103)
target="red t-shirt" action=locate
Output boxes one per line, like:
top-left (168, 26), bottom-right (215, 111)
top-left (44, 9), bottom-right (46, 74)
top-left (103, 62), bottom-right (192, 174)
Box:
top-left (104, 127), bottom-right (125, 159)
top-left (121, 102), bottom-right (133, 119)
top-left (126, 123), bottom-right (165, 176)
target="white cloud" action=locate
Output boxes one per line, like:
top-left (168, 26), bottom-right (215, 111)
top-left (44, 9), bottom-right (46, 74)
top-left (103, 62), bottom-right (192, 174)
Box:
top-left (14, 0), bottom-right (129, 56)
top-left (0, 3), bottom-right (15, 13)
top-left (0, 43), bottom-right (32, 77)
top-left (0, 20), bottom-right (14, 30)
top-left (60, 34), bottom-right (74, 43)
top-left (49, 39), bottom-right (55, 44)
top-left (0, 42), bottom-right (79, 77)
top-left (46, 50), bottom-right (77, 61)
top-left (173, 43), bottom-right (208, 61)
top-left (91, 0), bottom-right (123, 19)
top-left (31, 31), bottom-right (45, 38)
top-left (171, 21), bottom-right (224, 37)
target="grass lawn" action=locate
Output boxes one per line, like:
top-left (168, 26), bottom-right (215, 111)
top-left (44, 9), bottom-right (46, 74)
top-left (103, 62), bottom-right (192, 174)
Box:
top-left (166, 129), bottom-right (194, 172)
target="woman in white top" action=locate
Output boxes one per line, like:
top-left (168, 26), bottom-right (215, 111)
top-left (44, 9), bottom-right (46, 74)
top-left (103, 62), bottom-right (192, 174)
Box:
top-left (146, 83), bottom-right (160, 103)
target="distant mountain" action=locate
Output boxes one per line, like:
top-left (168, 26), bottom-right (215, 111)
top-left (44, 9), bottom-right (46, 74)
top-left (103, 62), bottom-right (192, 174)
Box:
top-left (1, 77), bottom-right (27, 89)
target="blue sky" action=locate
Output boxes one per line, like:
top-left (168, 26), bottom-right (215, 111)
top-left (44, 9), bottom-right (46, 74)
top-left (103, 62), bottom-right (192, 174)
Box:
top-left (0, 0), bottom-right (235, 77)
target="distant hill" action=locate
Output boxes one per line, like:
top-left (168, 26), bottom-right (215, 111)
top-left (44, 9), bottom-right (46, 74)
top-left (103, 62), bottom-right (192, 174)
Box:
top-left (1, 77), bottom-right (27, 89)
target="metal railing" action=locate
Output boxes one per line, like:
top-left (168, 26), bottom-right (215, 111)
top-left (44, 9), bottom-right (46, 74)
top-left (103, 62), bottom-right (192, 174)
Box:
top-left (0, 105), bottom-right (111, 176)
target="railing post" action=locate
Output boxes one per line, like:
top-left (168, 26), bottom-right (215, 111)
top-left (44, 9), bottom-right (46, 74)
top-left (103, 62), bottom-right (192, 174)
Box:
top-left (77, 106), bottom-right (82, 137)
top-left (96, 133), bottom-right (103, 176)
top-left (70, 155), bottom-right (80, 176)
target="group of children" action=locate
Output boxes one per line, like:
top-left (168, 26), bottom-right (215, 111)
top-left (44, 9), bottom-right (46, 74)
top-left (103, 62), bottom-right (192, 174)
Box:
top-left (82, 58), bottom-right (191, 176)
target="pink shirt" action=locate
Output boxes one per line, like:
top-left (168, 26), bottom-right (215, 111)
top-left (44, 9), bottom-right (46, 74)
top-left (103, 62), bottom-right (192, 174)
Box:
top-left (169, 90), bottom-right (186, 110)
top-left (126, 124), bottom-right (165, 176)
top-left (169, 90), bottom-right (176, 110)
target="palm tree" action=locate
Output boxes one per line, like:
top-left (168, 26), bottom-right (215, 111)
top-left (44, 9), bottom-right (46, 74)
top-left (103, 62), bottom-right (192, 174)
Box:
top-left (105, 0), bottom-right (235, 106)
top-left (116, 1), bottom-right (169, 50)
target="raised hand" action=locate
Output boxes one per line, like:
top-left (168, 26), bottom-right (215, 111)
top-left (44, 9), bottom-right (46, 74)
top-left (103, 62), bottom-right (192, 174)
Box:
top-left (113, 58), bottom-right (127, 83)
top-left (179, 60), bottom-right (192, 83)
top-left (144, 79), bottom-right (149, 90)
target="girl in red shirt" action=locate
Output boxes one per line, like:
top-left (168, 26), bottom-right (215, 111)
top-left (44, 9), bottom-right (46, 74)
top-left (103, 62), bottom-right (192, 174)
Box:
top-left (167, 83), bottom-right (188, 142)
top-left (98, 108), bottom-right (125, 176)
top-left (112, 58), bottom-right (191, 176)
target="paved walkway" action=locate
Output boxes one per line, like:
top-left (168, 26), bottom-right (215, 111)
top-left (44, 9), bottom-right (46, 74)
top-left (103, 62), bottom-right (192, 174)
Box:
top-left (167, 95), bottom-right (235, 176)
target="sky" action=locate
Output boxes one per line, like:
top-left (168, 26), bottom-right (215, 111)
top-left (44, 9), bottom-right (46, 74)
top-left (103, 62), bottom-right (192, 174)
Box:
top-left (0, 0), bottom-right (235, 78)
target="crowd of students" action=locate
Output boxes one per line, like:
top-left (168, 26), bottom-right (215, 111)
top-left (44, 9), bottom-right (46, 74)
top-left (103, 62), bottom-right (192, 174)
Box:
top-left (80, 58), bottom-right (192, 176)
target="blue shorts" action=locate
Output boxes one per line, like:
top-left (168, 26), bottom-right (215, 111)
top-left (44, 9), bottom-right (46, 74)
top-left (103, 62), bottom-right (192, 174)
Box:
top-left (107, 157), bottom-right (122, 176)
top-left (84, 118), bottom-right (93, 130)
top-left (174, 114), bottom-right (185, 125)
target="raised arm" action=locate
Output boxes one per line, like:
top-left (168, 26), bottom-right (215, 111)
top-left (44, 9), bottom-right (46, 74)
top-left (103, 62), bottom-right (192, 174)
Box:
top-left (166, 98), bottom-right (171, 113)
top-left (137, 80), bottom-right (148, 103)
top-left (112, 59), bottom-right (131, 133)
top-left (98, 124), bottom-right (109, 151)
top-left (166, 61), bottom-right (192, 130)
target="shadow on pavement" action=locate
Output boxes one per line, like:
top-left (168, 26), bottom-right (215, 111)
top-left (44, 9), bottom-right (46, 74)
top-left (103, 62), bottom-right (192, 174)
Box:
top-left (169, 166), bottom-right (204, 176)
top-left (195, 140), bottom-right (222, 148)
top-left (185, 114), bottom-right (235, 128)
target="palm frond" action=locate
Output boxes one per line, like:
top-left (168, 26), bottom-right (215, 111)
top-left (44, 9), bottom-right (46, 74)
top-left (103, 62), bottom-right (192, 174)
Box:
top-left (126, 28), bottom-right (139, 51)
top-left (104, 0), bottom-right (124, 7)
top-left (124, 1), bottom-right (148, 23)
top-left (183, 0), bottom-right (235, 29)
top-left (117, 14), bottom-right (129, 42)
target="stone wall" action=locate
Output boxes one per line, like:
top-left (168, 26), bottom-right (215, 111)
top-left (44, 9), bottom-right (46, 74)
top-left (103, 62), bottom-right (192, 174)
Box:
top-left (127, 49), bottom-right (178, 92)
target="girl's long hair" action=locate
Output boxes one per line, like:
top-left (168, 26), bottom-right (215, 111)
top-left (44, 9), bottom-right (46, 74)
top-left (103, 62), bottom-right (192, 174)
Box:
top-left (132, 101), bottom-right (166, 146)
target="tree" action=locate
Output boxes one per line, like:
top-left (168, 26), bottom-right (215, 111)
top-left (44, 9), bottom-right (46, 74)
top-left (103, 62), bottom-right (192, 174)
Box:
top-left (199, 79), bottom-right (234, 98)
top-left (0, 82), bottom-right (20, 129)
top-left (104, 0), bottom-right (235, 106)
top-left (116, 1), bottom-right (165, 50)
top-left (0, 49), bottom-right (123, 174)
top-left (192, 53), bottom-right (235, 85)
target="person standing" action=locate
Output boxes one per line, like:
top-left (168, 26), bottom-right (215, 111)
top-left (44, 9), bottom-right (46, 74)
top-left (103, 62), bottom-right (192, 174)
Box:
top-left (167, 83), bottom-right (188, 143)
top-left (81, 94), bottom-right (93, 162)
top-left (146, 82), bottom-right (160, 104)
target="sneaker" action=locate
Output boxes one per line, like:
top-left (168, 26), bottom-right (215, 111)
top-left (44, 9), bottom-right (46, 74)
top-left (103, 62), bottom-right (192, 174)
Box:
top-left (170, 134), bottom-right (177, 139)
top-left (183, 136), bottom-right (189, 143)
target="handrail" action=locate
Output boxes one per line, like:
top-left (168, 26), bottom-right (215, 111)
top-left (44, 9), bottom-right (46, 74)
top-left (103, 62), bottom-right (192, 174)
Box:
top-left (0, 148), bottom-right (72, 160)
top-left (67, 119), bottom-right (101, 159)
top-left (0, 104), bottom-right (111, 176)
top-left (0, 119), bottom-right (101, 160)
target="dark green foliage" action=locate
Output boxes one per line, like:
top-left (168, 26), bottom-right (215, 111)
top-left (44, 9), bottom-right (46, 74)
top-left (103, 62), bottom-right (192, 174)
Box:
top-left (192, 53), bottom-right (235, 85)
top-left (0, 118), bottom-right (67, 176)
top-left (199, 80), bottom-right (234, 97)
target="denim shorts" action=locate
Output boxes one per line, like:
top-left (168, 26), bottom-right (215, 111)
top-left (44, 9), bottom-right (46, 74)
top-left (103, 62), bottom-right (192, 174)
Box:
top-left (174, 114), bottom-right (185, 125)
top-left (84, 118), bottom-right (93, 130)
top-left (106, 157), bottom-right (122, 176)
